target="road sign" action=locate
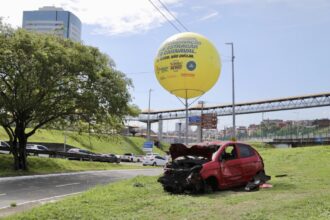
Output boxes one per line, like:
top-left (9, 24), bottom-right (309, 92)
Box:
top-left (189, 116), bottom-right (201, 125)
top-left (201, 113), bottom-right (217, 129)
top-left (143, 141), bottom-right (154, 152)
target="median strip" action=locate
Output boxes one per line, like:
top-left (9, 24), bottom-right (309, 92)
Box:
top-left (55, 183), bottom-right (80, 188)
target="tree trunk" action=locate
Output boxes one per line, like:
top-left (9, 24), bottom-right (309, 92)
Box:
top-left (18, 137), bottom-right (28, 170)
top-left (11, 139), bottom-right (20, 170)
top-left (15, 123), bottom-right (28, 171)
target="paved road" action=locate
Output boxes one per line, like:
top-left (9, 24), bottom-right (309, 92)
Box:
top-left (0, 169), bottom-right (163, 210)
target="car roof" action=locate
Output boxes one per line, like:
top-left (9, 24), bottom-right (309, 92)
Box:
top-left (170, 141), bottom-right (254, 160)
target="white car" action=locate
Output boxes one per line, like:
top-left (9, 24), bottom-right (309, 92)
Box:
top-left (143, 152), bottom-right (159, 160)
top-left (26, 144), bottom-right (49, 151)
top-left (143, 155), bottom-right (167, 166)
top-left (26, 144), bottom-right (49, 157)
top-left (121, 153), bottom-right (142, 162)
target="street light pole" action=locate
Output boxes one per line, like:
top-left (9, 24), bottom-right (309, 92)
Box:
top-left (226, 42), bottom-right (236, 140)
top-left (147, 89), bottom-right (153, 141)
top-left (198, 100), bottom-right (205, 142)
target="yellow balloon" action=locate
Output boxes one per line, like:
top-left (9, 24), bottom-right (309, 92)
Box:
top-left (154, 32), bottom-right (221, 99)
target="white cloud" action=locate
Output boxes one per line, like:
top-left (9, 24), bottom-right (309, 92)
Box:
top-left (199, 11), bottom-right (219, 21)
top-left (0, 0), bottom-right (183, 36)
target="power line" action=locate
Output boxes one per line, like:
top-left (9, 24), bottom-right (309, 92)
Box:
top-left (156, 0), bottom-right (189, 32)
top-left (148, 0), bottom-right (182, 33)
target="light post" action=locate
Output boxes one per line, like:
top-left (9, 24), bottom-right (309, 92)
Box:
top-left (261, 112), bottom-right (265, 142)
top-left (147, 89), bottom-right (153, 141)
top-left (198, 100), bottom-right (205, 142)
top-left (226, 42), bottom-right (236, 140)
top-left (63, 130), bottom-right (67, 152)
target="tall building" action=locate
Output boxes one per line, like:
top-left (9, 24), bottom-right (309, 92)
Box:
top-left (22, 6), bottom-right (81, 42)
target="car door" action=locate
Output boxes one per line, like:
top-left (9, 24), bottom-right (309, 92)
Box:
top-left (236, 143), bottom-right (259, 181)
top-left (219, 144), bottom-right (244, 186)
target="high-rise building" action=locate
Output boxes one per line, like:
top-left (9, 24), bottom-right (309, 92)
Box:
top-left (22, 6), bottom-right (81, 42)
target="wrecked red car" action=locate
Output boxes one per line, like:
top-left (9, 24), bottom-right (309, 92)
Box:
top-left (158, 141), bottom-right (270, 193)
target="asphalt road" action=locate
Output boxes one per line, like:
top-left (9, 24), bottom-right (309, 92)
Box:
top-left (0, 168), bottom-right (163, 212)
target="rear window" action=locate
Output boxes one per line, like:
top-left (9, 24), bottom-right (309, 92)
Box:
top-left (237, 144), bottom-right (255, 158)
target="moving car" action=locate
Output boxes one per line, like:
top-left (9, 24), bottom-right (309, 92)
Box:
top-left (67, 148), bottom-right (96, 161)
top-left (121, 153), bottom-right (142, 162)
top-left (143, 155), bottom-right (167, 166)
top-left (158, 141), bottom-right (270, 193)
top-left (67, 148), bottom-right (94, 155)
top-left (26, 144), bottom-right (49, 151)
top-left (0, 141), bottom-right (10, 154)
top-left (100, 154), bottom-right (121, 163)
top-left (26, 144), bottom-right (49, 157)
top-left (145, 152), bottom-right (159, 157)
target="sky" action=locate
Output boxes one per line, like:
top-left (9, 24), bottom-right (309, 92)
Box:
top-left (1, 0), bottom-right (330, 130)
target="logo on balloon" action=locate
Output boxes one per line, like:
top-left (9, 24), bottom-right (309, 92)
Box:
top-left (186, 61), bottom-right (196, 71)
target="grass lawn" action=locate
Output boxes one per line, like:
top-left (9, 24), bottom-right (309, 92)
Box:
top-left (0, 154), bottom-right (143, 177)
top-left (4, 144), bottom-right (330, 219)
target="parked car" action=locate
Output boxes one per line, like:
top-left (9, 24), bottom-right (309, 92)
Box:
top-left (0, 141), bottom-right (10, 154)
top-left (158, 141), bottom-right (270, 194)
top-left (143, 155), bottom-right (167, 166)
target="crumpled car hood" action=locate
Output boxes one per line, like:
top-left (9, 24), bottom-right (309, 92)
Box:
top-left (169, 142), bottom-right (221, 160)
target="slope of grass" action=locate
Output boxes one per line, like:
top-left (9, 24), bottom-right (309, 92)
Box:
top-left (0, 128), bottom-right (168, 155)
top-left (0, 154), bottom-right (144, 177)
top-left (5, 145), bottom-right (330, 219)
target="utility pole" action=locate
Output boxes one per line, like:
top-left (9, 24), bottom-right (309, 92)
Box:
top-left (226, 42), bottom-right (236, 140)
top-left (198, 101), bottom-right (205, 142)
top-left (147, 89), bottom-right (153, 141)
top-left (261, 112), bottom-right (264, 142)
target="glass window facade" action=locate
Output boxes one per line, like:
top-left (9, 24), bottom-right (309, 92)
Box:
top-left (22, 7), bottom-right (81, 42)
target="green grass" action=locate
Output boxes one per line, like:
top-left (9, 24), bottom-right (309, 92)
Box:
top-left (5, 145), bottom-right (330, 219)
top-left (0, 154), bottom-right (144, 177)
top-left (0, 128), bottom-right (168, 155)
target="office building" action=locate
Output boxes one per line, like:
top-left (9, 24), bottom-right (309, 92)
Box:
top-left (23, 6), bottom-right (81, 42)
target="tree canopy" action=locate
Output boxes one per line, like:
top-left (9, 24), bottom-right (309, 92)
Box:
top-left (0, 21), bottom-right (136, 170)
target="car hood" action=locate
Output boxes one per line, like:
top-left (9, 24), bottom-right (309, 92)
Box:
top-left (169, 143), bottom-right (221, 160)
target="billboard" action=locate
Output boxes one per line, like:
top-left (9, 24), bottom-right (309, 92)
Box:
top-left (189, 116), bottom-right (201, 125)
top-left (201, 113), bottom-right (217, 129)
top-left (143, 141), bottom-right (154, 152)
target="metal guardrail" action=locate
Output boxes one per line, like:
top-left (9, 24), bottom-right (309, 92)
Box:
top-left (271, 137), bottom-right (330, 144)
top-left (0, 146), bottom-right (119, 163)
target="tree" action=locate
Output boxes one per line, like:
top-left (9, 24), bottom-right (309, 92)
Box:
top-left (0, 22), bottom-right (134, 170)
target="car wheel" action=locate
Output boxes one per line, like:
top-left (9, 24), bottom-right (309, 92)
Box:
top-left (153, 162), bottom-right (156, 166)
